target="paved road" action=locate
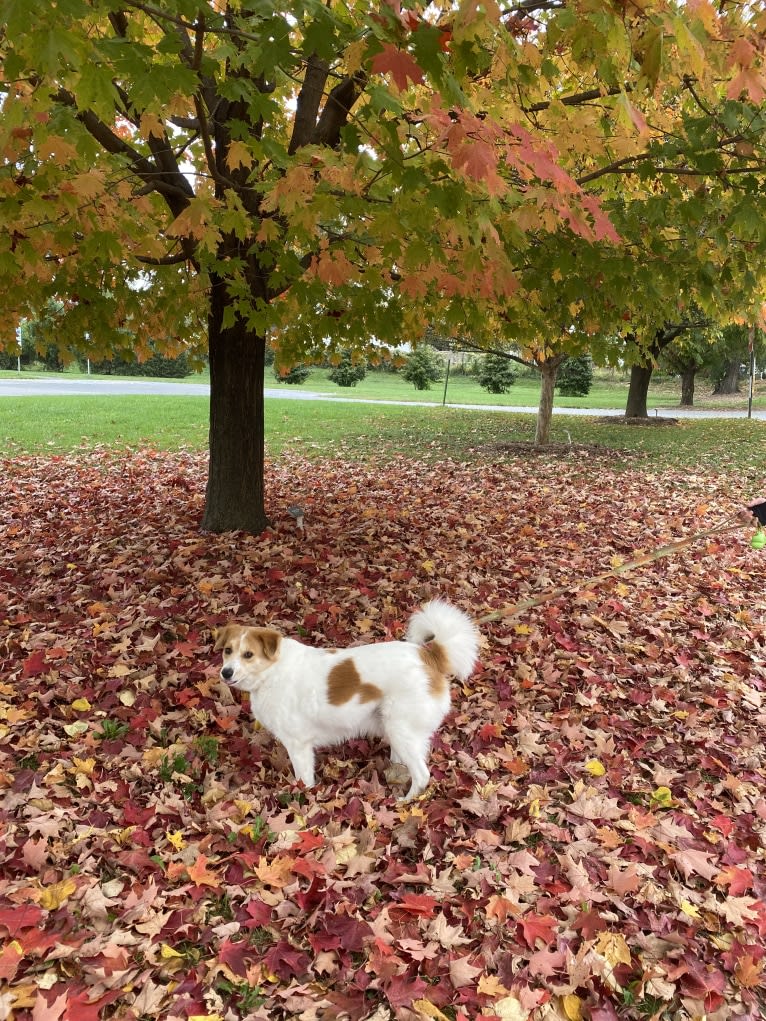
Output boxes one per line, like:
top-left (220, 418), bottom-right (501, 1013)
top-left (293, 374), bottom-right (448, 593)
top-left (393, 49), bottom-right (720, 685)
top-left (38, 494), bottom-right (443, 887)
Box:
top-left (0, 375), bottom-right (764, 419)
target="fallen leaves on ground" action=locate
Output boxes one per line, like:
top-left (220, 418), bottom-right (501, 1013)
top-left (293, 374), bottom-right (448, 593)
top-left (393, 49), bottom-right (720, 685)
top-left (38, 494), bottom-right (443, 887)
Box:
top-left (1, 450), bottom-right (765, 1021)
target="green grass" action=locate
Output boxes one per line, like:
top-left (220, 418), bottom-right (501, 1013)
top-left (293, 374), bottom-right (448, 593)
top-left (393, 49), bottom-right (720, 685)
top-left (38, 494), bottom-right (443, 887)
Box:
top-left (248, 366), bottom-right (766, 412)
top-left (4, 363), bottom-right (765, 411)
top-left (0, 394), bottom-right (764, 477)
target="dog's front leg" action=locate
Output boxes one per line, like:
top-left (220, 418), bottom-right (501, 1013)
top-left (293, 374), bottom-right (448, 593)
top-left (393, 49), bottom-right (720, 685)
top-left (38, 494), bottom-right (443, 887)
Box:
top-left (283, 741), bottom-right (315, 788)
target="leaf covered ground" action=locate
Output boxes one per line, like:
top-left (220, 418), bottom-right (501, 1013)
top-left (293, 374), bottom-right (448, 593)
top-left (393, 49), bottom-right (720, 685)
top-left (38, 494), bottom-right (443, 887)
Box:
top-left (1, 450), bottom-right (765, 1021)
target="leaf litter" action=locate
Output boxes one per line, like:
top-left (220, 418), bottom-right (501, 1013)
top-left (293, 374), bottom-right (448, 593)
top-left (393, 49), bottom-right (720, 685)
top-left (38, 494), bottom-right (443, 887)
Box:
top-left (1, 450), bottom-right (765, 1021)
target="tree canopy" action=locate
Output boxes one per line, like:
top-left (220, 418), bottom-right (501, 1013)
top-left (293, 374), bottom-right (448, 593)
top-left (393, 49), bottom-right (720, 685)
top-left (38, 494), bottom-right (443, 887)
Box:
top-left (1, 0), bottom-right (766, 529)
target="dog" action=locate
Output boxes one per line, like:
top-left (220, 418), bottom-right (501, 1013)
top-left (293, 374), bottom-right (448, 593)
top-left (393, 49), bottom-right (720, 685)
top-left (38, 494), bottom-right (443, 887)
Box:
top-left (214, 600), bottom-right (479, 800)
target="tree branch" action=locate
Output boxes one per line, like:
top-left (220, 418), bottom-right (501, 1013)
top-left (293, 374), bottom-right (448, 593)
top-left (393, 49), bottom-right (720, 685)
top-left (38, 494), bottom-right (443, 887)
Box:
top-left (288, 54), bottom-right (330, 155)
top-left (313, 72), bottom-right (367, 148)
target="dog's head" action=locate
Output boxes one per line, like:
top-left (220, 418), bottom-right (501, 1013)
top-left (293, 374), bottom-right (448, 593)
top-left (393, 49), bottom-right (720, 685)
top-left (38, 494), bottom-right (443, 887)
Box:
top-left (213, 624), bottom-right (282, 691)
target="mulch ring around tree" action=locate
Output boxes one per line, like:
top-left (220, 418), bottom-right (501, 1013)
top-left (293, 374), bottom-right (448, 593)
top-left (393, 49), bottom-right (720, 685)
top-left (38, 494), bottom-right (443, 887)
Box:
top-left (599, 415), bottom-right (681, 425)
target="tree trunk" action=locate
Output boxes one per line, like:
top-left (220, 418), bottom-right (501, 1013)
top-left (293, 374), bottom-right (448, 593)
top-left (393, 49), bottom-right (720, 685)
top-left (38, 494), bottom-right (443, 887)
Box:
top-left (680, 367), bottom-right (695, 406)
top-left (713, 358), bottom-right (741, 395)
top-left (625, 363), bottom-right (653, 418)
top-left (201, 277), bottom-right (270, 534)
top-left (534, 357), bottom-right (564, 445)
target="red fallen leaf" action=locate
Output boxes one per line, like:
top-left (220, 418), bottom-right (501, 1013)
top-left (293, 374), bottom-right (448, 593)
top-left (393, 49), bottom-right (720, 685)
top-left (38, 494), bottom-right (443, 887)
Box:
top-left (291, 856), bottom-right (325, 880)
top-left (63, 986), bottom-right (122, 1021)
top-left (394, 893), bottom-right (438, 917)
top-left (263, 940), bottom-right (311, 980)
top-left (294, 830), bottom-right (324, 853)
top-left (218, 937), bottom-right (255, 977)
top-left (21, 650), bottom-right (48, 677)
top-left (318, 915), bottom-right (372, 953)
top-left (572, 908), bottom-right (608, 939)
top-left (716, 865), bottom-right (754, 895)
top-left (478, 722), bottom-right (502, 742)
top-left (711, 813), bottom-right (735, 837)
top-left (243, 898), bottom-right (271, 927)
top-left (0, 905), bottom-right (44, 935)
top-left (0, 941), bottom-right (22, 981)
top-left (519, 913), bottom-right (558, 949)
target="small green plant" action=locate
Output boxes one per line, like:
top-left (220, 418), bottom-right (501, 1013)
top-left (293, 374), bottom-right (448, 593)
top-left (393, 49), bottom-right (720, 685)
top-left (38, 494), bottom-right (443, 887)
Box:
top-left (402, 345), bottom-right (442, 391)
top-left (96, 719), bottom-right (130, 741)
top-left (328, 351), bottom-right (366, 387)
top-left (556, 355), bottom-right (594, 396)
top-left (478, 353), bottom-right (517, 394)
top-left (194, 735), bottom-right (219, 764)
top-left (216, 978), bottom-right (266, 1013)
top-left (158, 752), bottom-right (192, 783)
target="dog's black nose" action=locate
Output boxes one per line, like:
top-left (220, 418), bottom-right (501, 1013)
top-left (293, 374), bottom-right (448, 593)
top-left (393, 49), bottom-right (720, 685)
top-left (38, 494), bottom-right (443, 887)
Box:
top-left (221, 667), bottom-right (234, 680)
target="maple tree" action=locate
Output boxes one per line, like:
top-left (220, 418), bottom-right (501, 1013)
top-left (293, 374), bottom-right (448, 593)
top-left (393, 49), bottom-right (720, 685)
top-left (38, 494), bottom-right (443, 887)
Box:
top-left (2, 448), bottom-right (766, 1018)
top-left (2, 0), bottom-right (766, 529)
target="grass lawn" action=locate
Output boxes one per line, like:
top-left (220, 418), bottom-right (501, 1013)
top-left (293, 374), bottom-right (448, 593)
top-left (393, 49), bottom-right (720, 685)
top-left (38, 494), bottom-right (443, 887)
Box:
top-left (4, 363), bottom-right (765, 412)
top-left (1, 394), bottom-right (764, 480)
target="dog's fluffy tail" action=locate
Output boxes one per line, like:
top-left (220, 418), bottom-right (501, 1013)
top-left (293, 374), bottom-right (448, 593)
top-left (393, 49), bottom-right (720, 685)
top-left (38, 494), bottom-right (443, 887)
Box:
top-left (406, 599), bottom-right (479, 681)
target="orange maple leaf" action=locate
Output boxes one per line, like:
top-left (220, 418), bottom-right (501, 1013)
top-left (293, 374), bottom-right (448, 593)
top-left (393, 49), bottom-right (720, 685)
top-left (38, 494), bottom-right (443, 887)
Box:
top-left (186, 854), bottom-right (220, 888)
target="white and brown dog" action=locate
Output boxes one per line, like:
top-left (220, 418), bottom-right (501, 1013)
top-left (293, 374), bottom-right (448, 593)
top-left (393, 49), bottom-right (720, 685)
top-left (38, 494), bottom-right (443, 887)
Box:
top-left (214, 600), bottom-right (479, 800)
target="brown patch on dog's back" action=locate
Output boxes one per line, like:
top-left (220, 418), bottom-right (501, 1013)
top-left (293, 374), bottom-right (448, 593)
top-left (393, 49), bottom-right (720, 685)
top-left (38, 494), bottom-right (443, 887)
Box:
top-left (328, 659), bottom-right (382, 705)
top-left (419, 642), bottom-right (449, 697)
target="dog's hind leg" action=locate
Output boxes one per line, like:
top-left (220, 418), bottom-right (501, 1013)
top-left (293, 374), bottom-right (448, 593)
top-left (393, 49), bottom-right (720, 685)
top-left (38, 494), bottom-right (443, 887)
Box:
top-left (283, 741), bottom-right (316, 788)
top-left (387, 733), bottom-right (431, 801)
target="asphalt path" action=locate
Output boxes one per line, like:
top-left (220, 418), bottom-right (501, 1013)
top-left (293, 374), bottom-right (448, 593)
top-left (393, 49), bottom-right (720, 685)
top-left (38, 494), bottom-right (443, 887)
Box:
top-left (0, 375), bottom-right (764, 419)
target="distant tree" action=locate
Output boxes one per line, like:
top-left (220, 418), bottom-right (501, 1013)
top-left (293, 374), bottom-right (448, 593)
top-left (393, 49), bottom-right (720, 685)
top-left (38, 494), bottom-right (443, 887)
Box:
top-left (402, 347), bottom-right (442, 391)
top-left (708, 324), bottom-right (759, 395)
top-left (275, 364), bottom-right (311, 385)
top-left (479, 354), bottom-right (517, 394)
top-left (556, 355), bottom-right (593, 396)
top-left (328, 352), bottom-right (366, 388)
top-left (659, 317), bottom-right (719, 406)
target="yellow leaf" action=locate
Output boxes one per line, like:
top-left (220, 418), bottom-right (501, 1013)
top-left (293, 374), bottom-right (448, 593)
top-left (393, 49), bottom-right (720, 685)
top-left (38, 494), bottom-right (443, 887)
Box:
top-left (421, 560), bottom-right (436, 574)
top-left (412, 1000), bottom-right (451, 1021)
top-left (139, 112), bottom-right (165, 140)
top-left (528, 797), bottom-right (541, 818)
top-left (225, 140), bottom-right (253, 171)
top-left (160, 943), bottom-right (185, 959)
top-left (650, 785), bottom-right (673, 809)
top-left (680, 900), bottom-right (701, 920)
top-left (595, 931), bottom-right (632, 967)
top-left (514, 623), bottom-right (532, 635)
top-left (189, 1015), bottom-right (224, 1021)
top-left (477, 974), bottom-right (510, 996)
top-left (38, 877), bottom-right (77, 910)
top-left (71, 757), bottom-right (96, 776)
top-left (563, 994), bottom-right (583, 1020)
top-left (166, 830), bottom-right (186, 851)
top-left (71, 698), bottom-right (91, 712)
top-left (118, 690), bottom-right (136, 707)
top-left (585, 759), bottom-right (606, 777)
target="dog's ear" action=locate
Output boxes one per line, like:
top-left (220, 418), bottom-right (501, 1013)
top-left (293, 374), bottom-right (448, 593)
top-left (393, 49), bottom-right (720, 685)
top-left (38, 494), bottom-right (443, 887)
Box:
top-left (213, 625), bottom-right (234, 651)
top-left (257, 628), bottom-right (282, 661)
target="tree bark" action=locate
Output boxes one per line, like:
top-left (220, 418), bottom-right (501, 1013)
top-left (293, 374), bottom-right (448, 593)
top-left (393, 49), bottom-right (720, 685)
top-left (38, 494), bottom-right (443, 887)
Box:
top-left (534, 357), bottom-right (565, 445)
top-left (680, 366), bottom-right (695, 406)
top-left (201, 276), bottom-right (270, 534)
top-left (713, 358), bottom-right (741, 394)
top-left (625, 363), bottom-right (654, 417)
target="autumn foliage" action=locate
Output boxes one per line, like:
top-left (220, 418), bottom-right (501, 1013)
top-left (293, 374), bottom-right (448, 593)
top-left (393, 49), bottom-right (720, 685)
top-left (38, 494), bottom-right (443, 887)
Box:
top-left (2, 450), bottom-right (765, 1020)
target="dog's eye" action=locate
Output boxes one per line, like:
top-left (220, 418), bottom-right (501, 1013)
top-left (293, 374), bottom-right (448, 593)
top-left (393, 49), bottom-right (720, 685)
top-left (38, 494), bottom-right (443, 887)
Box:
top-left (243, 651), bottom-right (254, 660)
top-left (223, 647), bottom-right (232, 655)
